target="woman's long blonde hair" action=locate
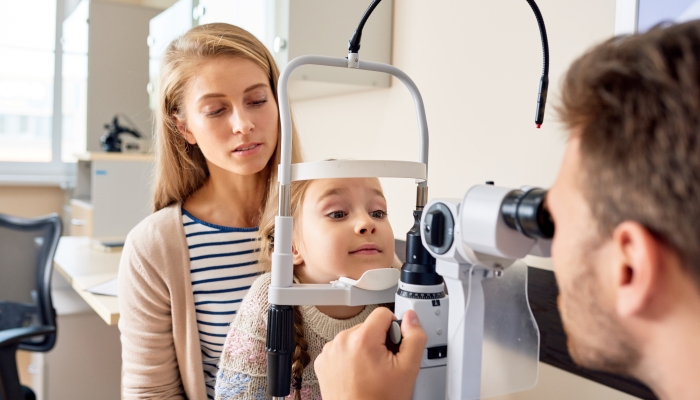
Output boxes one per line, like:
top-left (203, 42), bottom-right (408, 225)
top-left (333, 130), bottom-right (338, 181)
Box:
top-left (152, 23), bottom-right (303, 213)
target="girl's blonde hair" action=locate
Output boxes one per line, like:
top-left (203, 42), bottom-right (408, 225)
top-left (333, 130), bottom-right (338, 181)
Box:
top-left (258, 179), bottom-right (312, 399)
top-left (258, 180), bottom-right (312, 271)
top-left (152, 23), bottom-right (303, 212)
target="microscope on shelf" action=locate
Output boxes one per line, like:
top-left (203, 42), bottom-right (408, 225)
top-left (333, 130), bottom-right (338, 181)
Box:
top-left (265, 1), bottom-right (552, 399)
top-left (100, 115), bottom-right (145, 153)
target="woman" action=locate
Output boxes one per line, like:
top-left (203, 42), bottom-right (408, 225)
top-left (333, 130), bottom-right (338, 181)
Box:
top-left (118, 23), bottom-right (303, 400)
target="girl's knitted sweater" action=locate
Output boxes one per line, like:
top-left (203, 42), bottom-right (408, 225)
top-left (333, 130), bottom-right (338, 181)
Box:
top-left (215, 273), bottom-right (379, 400)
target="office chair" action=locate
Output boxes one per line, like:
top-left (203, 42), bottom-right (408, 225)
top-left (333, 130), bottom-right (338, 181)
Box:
top-left (0, 213), bottom-right (62, 400)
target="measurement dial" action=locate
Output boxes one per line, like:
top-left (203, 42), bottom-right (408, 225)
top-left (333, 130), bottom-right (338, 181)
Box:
top-left (397, 289), bottom-right (445, 300)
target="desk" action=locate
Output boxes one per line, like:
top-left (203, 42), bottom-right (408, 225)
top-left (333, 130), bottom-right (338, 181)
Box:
top-left (53, 236), bottom-right (121, 325)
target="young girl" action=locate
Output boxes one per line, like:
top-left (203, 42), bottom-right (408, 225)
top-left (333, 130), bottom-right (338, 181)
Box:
top-left (215, 177), bottom-right (396, 399)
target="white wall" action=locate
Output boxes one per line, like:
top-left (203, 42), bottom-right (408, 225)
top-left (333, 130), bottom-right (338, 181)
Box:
top-left (293, 0), bottom-right (618, 242)
top-left (292, 0), bottom-right (637, 398)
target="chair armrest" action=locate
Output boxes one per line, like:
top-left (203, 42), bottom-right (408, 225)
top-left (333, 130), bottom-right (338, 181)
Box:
top-left (0, 326), bottom-right (56, 349)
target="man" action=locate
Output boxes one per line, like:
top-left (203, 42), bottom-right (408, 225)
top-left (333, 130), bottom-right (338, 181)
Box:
top-left (315, 20), bottom-right (700, 400)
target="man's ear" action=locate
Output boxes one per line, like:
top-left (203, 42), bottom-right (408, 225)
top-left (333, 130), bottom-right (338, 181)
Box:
top-left (292, 242), bottom-right (304, 266)
top-left (612, 221), bottom-right (662, 318)
top-left (173, 114), bottom-right (196, 145)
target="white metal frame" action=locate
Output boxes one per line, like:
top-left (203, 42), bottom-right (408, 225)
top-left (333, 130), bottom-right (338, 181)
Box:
top-left (269, 54), bottom-right (430, 306)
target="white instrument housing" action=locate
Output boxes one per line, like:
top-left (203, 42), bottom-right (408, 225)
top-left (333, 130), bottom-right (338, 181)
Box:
top-left (421, 185), bottom-right (551, 272)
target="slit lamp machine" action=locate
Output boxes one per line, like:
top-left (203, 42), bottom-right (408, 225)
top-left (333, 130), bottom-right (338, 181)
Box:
top-left (265, 1), bottom-right (554, 399)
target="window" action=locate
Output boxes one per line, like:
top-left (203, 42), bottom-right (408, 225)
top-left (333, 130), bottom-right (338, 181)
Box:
top-left (61, 0), bottom-right (88, 163)
top-left (639, 0), bottom-right (700, 32)
top-left (616, 0), bottom-right (700, 35)
top-left (0, 0), bottom-right (72, 181)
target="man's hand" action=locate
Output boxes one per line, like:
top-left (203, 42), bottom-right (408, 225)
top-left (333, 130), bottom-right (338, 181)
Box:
top-left (315, 307), bottom-right (427, 400)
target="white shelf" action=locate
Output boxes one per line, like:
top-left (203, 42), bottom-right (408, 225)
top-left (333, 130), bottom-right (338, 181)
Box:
top-left (70, 198), bottom-right (93, 209)
top-left (75, 152), bottom-right (153, 162)
top-left (0, 175), bottom-right (75, 187)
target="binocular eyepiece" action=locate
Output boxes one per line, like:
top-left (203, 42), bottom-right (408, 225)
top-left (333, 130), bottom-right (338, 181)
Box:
top-left (420, 185), bottom-right (554, 262)
top-left (501, 188), bottom-right (554, 239)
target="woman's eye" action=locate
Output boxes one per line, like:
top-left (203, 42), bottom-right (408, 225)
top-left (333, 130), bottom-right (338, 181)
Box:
top-left (205, 108), bottom-right (224, 117)
top-left (370, 210), bottom-right (387, 219)
top-left (250, 99), bottom-right (267, 106)
top-left (327, 211), bottom-right (346, 219)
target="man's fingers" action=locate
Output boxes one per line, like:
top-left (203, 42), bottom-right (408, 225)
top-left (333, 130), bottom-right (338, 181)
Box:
top-left (396, 309), bottom-right (428, 367)
top-left (357, 307), bottom-right (396, 342)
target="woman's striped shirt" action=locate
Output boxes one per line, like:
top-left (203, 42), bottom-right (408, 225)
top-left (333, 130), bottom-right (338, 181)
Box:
top-left (182, 209), bottom-right (261, 399)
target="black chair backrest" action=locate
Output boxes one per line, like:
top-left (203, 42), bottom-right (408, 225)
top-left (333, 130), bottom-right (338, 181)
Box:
top-left (0, 213), bottom-right (62, 352)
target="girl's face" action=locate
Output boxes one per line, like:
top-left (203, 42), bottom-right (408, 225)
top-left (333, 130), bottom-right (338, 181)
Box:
top-left (292, 178), bottom-right (395, 284)
top-left (176, 56), bottom-right (279, 176)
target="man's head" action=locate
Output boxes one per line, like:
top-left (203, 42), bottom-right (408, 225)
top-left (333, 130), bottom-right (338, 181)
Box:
top-left (548, 20), bottom-right (700, 377)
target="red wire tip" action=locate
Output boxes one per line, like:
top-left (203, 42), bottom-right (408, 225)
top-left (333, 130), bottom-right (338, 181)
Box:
top-left (536, 124), bottom-right (542, 129)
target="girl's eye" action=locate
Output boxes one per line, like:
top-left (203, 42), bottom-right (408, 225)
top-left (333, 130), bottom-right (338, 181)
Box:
top-left (205, 108), bottom-right (224, 117)
top-left (250, 99), bottom-right (267, 106)
top-left (370, 210), bottom-right (387, 219)
top-left (327, 211), bottom-right (346, 219)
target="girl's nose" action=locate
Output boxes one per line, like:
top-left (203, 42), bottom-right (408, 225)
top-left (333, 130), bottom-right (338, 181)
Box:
top-left (355, 215), bottom-right (377, 235)
top-left (231, 108), bottom-right (254, 134)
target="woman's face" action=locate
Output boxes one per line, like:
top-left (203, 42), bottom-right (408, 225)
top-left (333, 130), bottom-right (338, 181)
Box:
top-left (176, 56), bottom-right (278, 176)
top-left (292, 178), bottom-right (395, 284)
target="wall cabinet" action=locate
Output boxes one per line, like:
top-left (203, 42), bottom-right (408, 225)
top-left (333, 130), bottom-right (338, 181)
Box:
top-left (71, 152), bottom-right (153, 243)
top-left (148, 0), bottom-right (393, 104)
top-left (62, 0), bottom-right (161, 154)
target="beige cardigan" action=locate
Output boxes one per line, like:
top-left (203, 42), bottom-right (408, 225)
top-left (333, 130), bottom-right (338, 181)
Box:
top-left (118, 203), bottom-right (207, 400)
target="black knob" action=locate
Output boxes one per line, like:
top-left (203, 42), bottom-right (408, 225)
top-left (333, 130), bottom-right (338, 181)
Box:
top-left (424, 210), bottom-right (445, 248)
top-left (385, 320), bottom-right (403, 354)
top-left (266, 305), bottom-right (294, 397)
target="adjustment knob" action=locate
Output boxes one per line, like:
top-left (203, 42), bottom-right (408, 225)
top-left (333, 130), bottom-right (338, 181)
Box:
top-left (424, 210), bottom-right (445, 248)
top-left (422, 202), bottom-right (455, 255)
top-left (266, 305), bottom-right (294, 397)
top-left (385, 320), bottom-right (402, 354)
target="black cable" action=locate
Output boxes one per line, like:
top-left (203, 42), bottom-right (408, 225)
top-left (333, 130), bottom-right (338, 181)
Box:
top-left (348, 0), bottom-right (382, 53)
top-left (526, 0), bottom-right (549, 77)
top-left (526, 0), bottom-right (550, 127)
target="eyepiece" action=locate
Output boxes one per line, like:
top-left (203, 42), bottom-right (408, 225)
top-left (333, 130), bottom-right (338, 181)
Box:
top-left (501, 188), bottom-right (554, 239)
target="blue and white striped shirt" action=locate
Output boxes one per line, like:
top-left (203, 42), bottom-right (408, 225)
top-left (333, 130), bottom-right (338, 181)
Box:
top-left (183, 209), bottom-right (261, 399)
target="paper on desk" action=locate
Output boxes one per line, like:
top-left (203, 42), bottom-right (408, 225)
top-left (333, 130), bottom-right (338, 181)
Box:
top-left (86, 277), bottom-right (118, 296)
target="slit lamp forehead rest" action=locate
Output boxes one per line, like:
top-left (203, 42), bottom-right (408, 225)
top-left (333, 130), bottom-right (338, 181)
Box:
top-left (275, 55), bottom-right (430, 187)
top-left (285, 160), bottom-right (426, 183)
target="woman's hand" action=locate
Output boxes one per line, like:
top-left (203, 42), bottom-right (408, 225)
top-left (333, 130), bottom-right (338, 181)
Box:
top-left (315, 308), bottom-right (427, 400)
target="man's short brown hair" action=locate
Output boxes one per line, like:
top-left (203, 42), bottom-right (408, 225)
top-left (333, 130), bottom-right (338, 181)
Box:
top-left (558, 20), bottom-right (700, 284)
